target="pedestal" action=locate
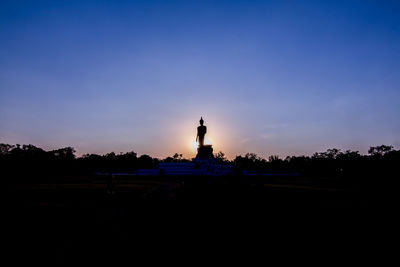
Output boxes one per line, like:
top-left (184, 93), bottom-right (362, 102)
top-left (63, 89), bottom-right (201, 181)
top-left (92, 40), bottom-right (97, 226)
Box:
top-left (196, 145), bottom-right (214, 159)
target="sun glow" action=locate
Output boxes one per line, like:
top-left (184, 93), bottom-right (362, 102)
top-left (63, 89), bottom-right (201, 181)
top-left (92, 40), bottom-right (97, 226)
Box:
top-left (191, 140), bottom-right (198, 152)
top-left (175, 114), bottom-right (234, 159)
top-left (191, 138), bottom-right (212, 152)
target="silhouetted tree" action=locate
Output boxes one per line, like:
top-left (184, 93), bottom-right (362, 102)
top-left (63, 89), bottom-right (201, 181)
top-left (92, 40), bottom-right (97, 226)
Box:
top-left (312, 148), bottom-right (341, 159)
top-left (81, 153), bottom-right (103, 160)
top-left (173, 153), bottom-right (183, 161)
top-left (163, 156), bottom-right (174, 163)
top-left (0, 143), bottom-right (14, 155)
top-left (336, 150), bottom-right (361, 160)
top-left (215, 151), bottom-right (227, 163)
top-left (119, 151), bottom-right (137, 161)
top-left (268, 155), bottom-right (280, 162)
top-left (234, 153), bottom-right (267, 173)
top-left (49, 147), bottom-right (76, 160)
top-left (137, 154), bottom-right (154, 168)
top-left (164, 153), bottom-right (189, 162)
top-left (104, 152), bottom-right (117, 160)
top-left (2, 142), bottom-right (399, 194)
top-left (368, 145), bottom-right (393, 157)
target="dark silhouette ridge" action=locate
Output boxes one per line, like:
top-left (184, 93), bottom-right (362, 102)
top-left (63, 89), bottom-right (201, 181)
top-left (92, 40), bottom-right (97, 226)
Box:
top-left (1, 143), bottom-right (399, 180)
top-left (4, 142), bottom-right (399, 263)
top-left (2, 142), bottom-right (399, 201)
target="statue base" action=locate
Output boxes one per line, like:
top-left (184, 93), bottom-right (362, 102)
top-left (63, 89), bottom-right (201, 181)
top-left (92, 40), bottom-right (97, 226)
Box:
top-left (196, 145), bottom-right (214, 159)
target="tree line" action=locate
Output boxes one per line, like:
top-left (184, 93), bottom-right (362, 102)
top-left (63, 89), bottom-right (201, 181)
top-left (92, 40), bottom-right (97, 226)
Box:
top-left (1, 143), bottom-right (399, 187)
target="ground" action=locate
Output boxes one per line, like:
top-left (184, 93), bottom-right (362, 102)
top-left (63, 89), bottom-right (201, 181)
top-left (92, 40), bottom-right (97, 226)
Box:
top-left (5, 174), bottom-right (375, 263)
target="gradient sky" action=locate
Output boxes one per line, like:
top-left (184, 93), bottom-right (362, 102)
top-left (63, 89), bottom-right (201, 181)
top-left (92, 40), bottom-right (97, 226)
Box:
top-left (1, 0), bottom-right (399, 159)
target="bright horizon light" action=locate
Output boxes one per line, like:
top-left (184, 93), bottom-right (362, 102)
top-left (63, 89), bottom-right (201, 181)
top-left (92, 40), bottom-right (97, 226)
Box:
top-left (191, 138), bottom-right (212, 152)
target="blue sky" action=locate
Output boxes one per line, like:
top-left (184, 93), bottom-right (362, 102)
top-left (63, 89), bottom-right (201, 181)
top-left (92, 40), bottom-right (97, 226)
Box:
top-left (1, 0), bottom-right (399, 159)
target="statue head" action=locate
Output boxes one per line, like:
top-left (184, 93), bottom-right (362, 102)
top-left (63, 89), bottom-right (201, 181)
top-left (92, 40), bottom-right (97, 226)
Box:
top-left (199, 116), bottom-right (204, 125)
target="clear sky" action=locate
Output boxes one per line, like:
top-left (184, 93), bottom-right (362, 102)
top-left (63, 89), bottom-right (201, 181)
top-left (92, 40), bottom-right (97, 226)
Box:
top-left (1, 0), bottom-right (399, 159)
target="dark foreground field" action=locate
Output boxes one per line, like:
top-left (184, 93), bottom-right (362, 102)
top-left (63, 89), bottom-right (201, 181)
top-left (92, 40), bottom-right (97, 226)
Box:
top-left (5, 174), bottom-right (390, 263)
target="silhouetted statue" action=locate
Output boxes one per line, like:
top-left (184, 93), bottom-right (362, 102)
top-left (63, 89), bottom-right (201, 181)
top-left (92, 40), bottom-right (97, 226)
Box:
top-left (195, 117), bottom-right (214, 159)
top-left (196, 117), bottom-right (207, 147)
